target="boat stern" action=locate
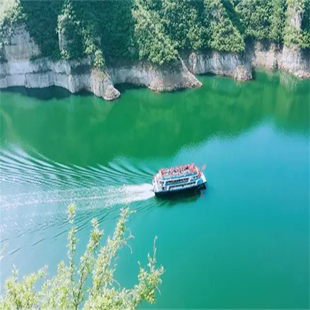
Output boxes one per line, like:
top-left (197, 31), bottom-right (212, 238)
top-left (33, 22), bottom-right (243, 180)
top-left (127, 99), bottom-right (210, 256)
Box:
top-left (200, 172), bottom-right (207, 186)
top-left (152, 174), bottom-right (162, 194)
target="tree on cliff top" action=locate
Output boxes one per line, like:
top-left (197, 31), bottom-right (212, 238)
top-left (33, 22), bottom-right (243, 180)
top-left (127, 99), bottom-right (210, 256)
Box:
top-left (1, 0), bottom-right (309, 66)
top-left (205, 0), bottom-right (245, 52)
top-left (0, 205), bottom-right (164, 310)
top-left (299, 0), bottom-right (310, 47)
top-left (133, 0), bottom-right (178, 65)
top-left (160, 0), bottom-right (210, 50)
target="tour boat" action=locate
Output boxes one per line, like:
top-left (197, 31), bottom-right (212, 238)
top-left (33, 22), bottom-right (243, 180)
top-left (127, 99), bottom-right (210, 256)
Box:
top-left (152, 163), bottom-right (207, 197)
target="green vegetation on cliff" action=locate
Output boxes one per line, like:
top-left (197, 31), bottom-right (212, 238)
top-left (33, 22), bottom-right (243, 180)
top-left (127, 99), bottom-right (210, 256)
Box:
top-left (296, 0), bottom-right (310, 48)
top-left (235, 0), bottom-right (288, 43)
top-left (0, 0), bottom-right (24, 62)
top-left (206, 0), bottom-right (245, 52)
top-left (133, 0), bottom-right (178, 65)
top-left (0, 0), bottom-right (309, 66)
top-left (283, 0), bottom-right (310, 47)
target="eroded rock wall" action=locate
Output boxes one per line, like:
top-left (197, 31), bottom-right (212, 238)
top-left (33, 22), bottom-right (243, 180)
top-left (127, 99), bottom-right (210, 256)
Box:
top-left (1, 26), bottom-right (309, 101)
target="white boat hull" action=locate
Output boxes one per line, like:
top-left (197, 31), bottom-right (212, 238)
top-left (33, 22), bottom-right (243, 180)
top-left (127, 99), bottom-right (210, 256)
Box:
top-left (153, 172), bottom-right (207, 196)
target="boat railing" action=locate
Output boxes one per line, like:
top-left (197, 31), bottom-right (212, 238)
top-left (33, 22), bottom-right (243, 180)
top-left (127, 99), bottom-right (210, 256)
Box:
top-left (160, 164), bottom-right (197, 177)
top-left (162, 172), bottom-right (197, 179)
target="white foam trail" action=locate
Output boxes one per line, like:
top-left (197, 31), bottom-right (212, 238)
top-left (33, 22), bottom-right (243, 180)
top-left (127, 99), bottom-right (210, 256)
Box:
top-left (0, 184), bottom-right (155, 210)
top-left (122, 183), bottom-right (155, 203)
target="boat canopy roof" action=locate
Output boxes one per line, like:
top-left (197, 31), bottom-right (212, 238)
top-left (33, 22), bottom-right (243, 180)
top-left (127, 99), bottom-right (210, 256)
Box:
top-left (159, 163), bottom-right (198, 179)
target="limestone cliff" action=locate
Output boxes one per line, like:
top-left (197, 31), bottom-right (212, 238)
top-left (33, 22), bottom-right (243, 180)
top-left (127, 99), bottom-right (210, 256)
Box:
top-left (0, 27), bottom-right (202, 100)
top-left (252, 42), bottom-right (310, 78)
top-left (251, 0), bottom-right (310, 80)
top-left (0, 26), bottom-right (309, 101)
top-left (184, 50), bottom-right (252, 80)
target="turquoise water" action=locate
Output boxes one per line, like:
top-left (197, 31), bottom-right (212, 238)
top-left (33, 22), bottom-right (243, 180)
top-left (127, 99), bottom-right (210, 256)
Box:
top-left (0, 71), bottom-right (309, 308)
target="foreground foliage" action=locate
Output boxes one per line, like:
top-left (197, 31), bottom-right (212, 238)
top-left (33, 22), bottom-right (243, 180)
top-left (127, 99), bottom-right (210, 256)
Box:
top-left (0, 205), bottom-right (164, 309)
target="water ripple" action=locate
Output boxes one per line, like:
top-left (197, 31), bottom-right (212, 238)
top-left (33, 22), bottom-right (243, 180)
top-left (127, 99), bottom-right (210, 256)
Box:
top-left (0, 146), bottom-right (155, 193)
top-left (0, 146), bottom-right (158, 244)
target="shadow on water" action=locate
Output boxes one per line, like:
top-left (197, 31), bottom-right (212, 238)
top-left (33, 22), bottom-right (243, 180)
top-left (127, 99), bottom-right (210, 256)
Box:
top-left (115, 83), bottom-right (191, 96)
top-left (75, 90), bottom-right (99, 98)
top-left (156, 187), bottom-right (207, 207)
top-left (0, 86), bottom-right (105, 101)
top-left (0, 86), bottom-right (71, 101)
top-left (114, 83), bottom-right (145, 94)
top-left (197, 72), bottom-right (216, 78)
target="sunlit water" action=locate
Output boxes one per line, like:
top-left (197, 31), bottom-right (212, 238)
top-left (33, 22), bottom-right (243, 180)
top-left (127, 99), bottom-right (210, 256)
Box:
top-left (0, 71), bottom-right (309, 308)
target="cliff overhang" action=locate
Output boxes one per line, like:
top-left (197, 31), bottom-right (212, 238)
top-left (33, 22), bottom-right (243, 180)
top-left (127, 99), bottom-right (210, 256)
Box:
top-left (0, 27), bottom-right (309, 101)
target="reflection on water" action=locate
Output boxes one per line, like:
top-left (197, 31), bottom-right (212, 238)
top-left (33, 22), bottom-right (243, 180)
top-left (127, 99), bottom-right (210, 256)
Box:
top-left (0, 72), bottom-right (308, 169)
top-left (0, 69), bottom-right (308, 250)
top-left (0, 71), bottom-right (309, 309)
top-left (155, 186), bottom-right (207, 205)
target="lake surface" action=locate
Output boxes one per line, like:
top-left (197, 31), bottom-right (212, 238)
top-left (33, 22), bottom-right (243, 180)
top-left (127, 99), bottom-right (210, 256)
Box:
top-left (0, 71), bottom-right (309, 309)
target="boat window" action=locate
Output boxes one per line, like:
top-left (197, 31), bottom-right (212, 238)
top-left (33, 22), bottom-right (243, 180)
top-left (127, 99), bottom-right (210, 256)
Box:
top-left (166, 178), bottom-right (189, 185)
top-left (169, 182), bottom-right (196, 189)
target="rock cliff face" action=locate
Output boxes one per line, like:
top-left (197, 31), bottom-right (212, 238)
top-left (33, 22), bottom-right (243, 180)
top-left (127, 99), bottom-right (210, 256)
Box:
top-left (0, 26), bottom-right (309, 100)
top-left (0, 53), bottom-right (120, 100)
top-left (253, 2), bottom-right (310, 79)
top-left (185, 50), bottom-right (252, 80)
top-left (252, 42), bottom-right (310, 78)
top-left (109, 58), bottom-right (202, 92)
top-left (0, 27), bottom-right (203, 100)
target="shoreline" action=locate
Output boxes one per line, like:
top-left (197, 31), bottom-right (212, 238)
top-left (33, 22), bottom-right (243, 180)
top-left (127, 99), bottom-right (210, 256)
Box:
top-left (1, 27), bottom-right (309, 101)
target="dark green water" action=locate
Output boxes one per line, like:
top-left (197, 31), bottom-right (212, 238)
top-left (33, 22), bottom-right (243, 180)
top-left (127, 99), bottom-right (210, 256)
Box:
top-left (0, 71), bottom-right (309, 308)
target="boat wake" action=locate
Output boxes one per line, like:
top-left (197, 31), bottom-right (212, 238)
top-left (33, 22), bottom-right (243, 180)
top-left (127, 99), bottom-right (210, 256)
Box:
top-left (0, 183), bottom-right (155, 210)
